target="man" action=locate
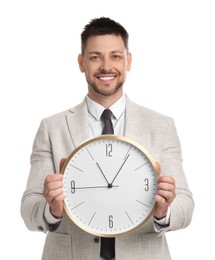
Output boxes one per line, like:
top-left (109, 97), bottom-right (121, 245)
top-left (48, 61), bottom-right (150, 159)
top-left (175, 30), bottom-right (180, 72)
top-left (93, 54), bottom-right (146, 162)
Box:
top-left (21, 17), bottom-right (194, 260)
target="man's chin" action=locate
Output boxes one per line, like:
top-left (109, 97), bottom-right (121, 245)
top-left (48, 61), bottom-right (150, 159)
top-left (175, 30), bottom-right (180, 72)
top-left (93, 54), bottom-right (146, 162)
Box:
top-left (89, 83), bottom-right (123, 97)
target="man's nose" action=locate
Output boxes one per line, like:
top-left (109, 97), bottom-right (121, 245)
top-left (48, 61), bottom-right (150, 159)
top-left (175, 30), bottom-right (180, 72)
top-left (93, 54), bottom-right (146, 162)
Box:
top-left (100, 58), bottom-right (112, 71)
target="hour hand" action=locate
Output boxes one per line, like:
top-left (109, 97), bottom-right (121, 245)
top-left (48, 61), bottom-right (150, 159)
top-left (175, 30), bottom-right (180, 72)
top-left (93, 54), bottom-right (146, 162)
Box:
top-left (96, 162), bottom-right (110, 186)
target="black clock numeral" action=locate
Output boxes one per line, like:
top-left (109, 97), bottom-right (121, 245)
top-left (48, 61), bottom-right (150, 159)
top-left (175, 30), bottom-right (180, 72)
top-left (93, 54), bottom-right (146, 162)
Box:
top-left (71, 180), bottom-right (76, 193)
top-left (144, 178), bottom-right (149, 191)
top-left (109, 215), bottom-right (114, 228)
top-left (106, 144), bottom-right (113, 157)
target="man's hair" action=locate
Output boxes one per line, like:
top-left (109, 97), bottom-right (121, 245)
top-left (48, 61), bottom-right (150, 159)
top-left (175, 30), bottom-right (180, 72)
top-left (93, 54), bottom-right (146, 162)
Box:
top-left (81, 17), bottom-right (129, 54)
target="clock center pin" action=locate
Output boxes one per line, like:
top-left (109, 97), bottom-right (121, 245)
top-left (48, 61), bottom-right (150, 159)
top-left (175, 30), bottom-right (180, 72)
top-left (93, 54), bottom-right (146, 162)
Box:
top-left (108, 183), bottom-right (113, 188)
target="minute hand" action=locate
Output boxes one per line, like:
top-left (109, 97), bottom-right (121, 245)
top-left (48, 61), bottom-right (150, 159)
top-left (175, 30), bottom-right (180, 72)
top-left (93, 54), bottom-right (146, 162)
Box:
top-left (111, 154), bottom-right (130, 185)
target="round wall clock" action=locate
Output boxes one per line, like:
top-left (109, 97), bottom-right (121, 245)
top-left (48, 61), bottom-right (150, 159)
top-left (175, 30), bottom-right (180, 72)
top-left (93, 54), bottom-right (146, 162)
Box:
top-left (62, 135), bottom-right (159, 237)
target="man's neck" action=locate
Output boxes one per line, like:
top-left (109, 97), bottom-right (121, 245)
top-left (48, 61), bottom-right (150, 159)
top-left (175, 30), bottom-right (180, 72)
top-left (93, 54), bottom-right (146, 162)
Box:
top-left (88, 90), bottom-right (123, 108)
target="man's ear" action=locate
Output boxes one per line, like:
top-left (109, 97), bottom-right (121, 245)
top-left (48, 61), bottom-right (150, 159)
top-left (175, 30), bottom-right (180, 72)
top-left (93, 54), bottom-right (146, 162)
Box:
top-left (127, 52), bottom-right (132, 71)
top-left (78, 54), bottom-right (85, 72)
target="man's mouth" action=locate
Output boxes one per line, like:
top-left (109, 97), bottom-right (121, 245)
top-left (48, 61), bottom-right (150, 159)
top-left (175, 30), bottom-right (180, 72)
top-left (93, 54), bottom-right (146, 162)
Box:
top-left (98, 76), bottom-right (115, 81)
top-left (96, 73), bottom-right (118, 82)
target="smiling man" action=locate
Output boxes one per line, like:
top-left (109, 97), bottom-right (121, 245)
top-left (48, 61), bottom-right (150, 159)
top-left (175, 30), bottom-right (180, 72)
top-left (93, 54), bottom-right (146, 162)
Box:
top-left (78, 34), bottom-right (131, 102)
top-left (21, 17), bottom-right (194, 260)
top-left (79, 30), bottom-right (132, 112)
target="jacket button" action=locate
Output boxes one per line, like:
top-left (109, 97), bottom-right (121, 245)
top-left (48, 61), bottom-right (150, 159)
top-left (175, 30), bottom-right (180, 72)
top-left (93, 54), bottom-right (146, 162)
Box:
top-left (38, 226), bottom-right (44, 231)
top-left (94, 237), bottom-right (99, 243)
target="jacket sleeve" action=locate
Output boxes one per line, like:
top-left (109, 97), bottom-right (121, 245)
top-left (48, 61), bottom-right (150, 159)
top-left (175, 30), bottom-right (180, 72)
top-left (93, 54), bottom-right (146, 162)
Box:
top-left (159, 118), bottom-right (194, 233)
top-left (20, 119), bottom-right (59, 233)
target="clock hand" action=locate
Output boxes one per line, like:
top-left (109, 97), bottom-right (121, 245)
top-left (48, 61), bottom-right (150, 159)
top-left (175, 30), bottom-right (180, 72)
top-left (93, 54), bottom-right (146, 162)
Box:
top-left (73, 185), bottom-right (119, 190)
top-left (85, 147), bottom-right (109, 185)
top-left (111, 153), bottom-right (130, 185)
top-left (96, 162), bottom-right (111, 186)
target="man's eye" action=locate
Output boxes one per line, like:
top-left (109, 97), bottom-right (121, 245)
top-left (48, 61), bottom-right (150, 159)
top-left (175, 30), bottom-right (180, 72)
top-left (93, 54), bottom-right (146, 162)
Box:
top-left (112, 55), bottom-right (121, 60)
top-left (90, 56), bottom-right (100, 61)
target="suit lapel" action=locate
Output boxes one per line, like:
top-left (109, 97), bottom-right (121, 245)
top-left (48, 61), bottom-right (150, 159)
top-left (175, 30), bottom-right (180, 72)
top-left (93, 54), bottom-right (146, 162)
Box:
top-left (125, 97), bottom-right (143, 141)
top-left (125, 97), bottom-right (152, 150)
top-left (66, 99), bottom-right (90, 148)
top-left (66, 96), bottom-right (151, 151)
top-left (124, 97), bottom-right (160, 162)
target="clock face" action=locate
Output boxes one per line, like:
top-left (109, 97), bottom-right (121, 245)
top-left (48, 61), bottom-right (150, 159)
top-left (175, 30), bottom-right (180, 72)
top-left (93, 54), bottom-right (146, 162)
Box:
top-left (63, 135), bottom-right (158, 237)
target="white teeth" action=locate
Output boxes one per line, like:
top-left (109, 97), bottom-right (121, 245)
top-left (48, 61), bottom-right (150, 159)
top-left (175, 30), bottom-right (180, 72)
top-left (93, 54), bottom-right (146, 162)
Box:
top-left (99, 76), bottom-right (114, 81)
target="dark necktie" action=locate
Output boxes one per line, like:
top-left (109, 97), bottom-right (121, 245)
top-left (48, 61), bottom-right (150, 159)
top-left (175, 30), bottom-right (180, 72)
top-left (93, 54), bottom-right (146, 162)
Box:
top-left (101, 109), bottom-right (114, 135)
top-left (100, 108), bottom-right (115, 260)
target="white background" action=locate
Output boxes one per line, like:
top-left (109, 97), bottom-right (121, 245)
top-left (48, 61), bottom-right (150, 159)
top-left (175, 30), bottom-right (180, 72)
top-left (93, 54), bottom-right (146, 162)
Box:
top-left (0, 0), bottom-right (214, 259)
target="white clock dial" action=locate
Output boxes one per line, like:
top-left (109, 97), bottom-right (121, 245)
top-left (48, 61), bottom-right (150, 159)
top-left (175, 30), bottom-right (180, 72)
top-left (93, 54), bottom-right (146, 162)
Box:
top-left (63, 135), bottom-right (158, 237)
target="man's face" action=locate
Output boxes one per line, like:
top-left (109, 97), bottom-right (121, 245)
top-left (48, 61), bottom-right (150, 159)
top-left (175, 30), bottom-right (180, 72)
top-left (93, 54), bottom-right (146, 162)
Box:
top-left (78, 34), bottom-right (132, 99)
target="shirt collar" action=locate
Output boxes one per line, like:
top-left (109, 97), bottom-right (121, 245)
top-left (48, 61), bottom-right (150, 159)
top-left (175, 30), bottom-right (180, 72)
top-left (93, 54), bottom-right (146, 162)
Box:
top-left (86, 94), bottom-right (126, 121)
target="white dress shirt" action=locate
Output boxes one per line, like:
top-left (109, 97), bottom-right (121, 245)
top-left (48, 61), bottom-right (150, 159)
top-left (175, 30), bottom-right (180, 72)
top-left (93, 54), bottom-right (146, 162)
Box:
top-left (86, 93), bottom-right (126, 137)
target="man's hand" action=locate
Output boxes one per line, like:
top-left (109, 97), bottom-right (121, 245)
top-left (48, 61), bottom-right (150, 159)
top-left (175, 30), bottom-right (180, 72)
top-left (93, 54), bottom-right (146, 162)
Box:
top-left (153, 162), bottom-right (176, 220)
top-left (43, 158), bottom-right (66, 218)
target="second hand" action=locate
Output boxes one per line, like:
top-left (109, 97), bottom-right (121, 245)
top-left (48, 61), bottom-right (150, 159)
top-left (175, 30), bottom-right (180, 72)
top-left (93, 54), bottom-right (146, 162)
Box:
top-left (74, 185), bottom-right (119, 190)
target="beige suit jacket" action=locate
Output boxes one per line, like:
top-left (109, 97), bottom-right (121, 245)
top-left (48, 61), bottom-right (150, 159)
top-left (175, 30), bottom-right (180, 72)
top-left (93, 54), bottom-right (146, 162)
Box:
top-left (21, 97), bottom-right (194, 260)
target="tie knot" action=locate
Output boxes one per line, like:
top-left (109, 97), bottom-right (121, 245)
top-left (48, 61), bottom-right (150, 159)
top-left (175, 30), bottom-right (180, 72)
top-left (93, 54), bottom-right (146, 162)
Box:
top-left (101, 109), bottom-right (112, 120)
top-left (101, 109), bottom-right (114, 134)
